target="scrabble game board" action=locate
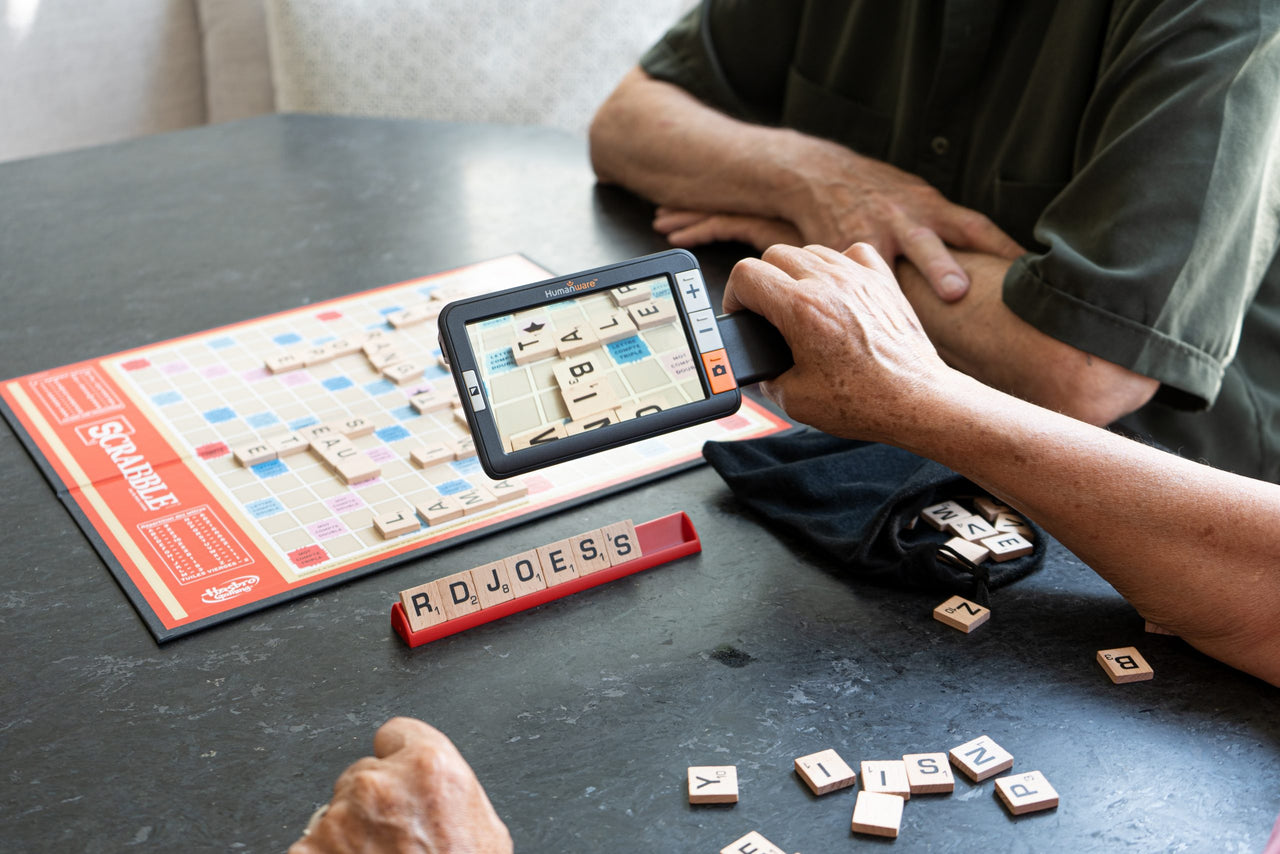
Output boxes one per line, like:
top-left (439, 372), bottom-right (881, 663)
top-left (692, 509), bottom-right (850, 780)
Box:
top-left (1, 255), bottom-right (790, 640)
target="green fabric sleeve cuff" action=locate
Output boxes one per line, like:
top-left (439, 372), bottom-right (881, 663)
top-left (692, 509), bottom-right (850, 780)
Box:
top-left (1003, 257), bottom-right (1225, 411)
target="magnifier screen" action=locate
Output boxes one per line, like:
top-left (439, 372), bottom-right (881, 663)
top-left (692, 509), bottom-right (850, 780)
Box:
top-left (462, 275), bottom-right (709, 452)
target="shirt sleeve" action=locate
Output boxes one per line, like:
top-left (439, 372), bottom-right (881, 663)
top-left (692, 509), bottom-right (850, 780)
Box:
top-left (1003, 0), bottom-right (1280, 410)
top-left (639, 0), bottom-right (802, 125)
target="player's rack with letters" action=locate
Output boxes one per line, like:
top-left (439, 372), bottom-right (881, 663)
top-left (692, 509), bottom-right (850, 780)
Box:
top-left (391, 512), bottom-right (700, 647)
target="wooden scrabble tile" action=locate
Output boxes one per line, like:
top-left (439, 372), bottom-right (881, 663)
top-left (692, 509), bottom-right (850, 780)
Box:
top-left (920, 500), bottom-right (972, 531)
top-left (301, 344), bottom-right (335, 366)
top-left (554, 325), bottom-right (599, 357)
top-left (992, 511), bottom-right (1035, 540)
top-left (512, 335), bottom-right (556, 365)
top-left (398, 580), bottom-right (447, 633)
top-left (687, 765), bottom-right (738, 804)
top-left (373, 507), bottom-right (419, 539)
top-left (949, 735), bottom-right (1014, 782)
top-left (267, 431), bottom-right (309, 457)
top-left (565, 411), bottom-right (621, 434)
top-left (536, 539), bottom-right (580, 588)
top-left (385, 308), bottom-right (420, 329)
top-left (973, 496), bottom-right (1012, 521)
top-left (903, 752), bottom-right (954, 795)
top-left (860, 760), bottom-right (910, 799)
top-left (616, 396), bottom-right (669, 420)
top-left (415, 494), bottom-right (465, 526)
top-left (302, 422), bottom-right (342, 444)
top-left (719, 831), bottom-right (785, 854)
top-left (593, 310), bottom-right (637, 344)
top-left (362, 338), bottom-right (398, 360)
top-left (995, 770), bottom-right (1059, 816)
top-left (410, 443), bottom-right (455, 469)
top-left (933, 595), bottom-right (991, 633)
top-left (233, 441), bottom-right (277, 467)
top-left (455, 486), bottom-right (499, 515)
top-left (981, 532), bottom-right (1034, 562)
top-left (627, 298), bottom-right (678, 330)
top-left (335, 415), bottom-right (376, 438)
top-left (451, 436), bottom-right (476, 459)
top-left (794, 749), bottom-right (856, 795)
top-left (941, 536), bottom-right (990, 565)
top-left (438, 569), bottom-right (482, 620)
top-left (503, 550), bottom-right (547, 597)
top-left (600, 520), bottom-right (641, 565)
top-left (850, 790), bottom-right (904, 838)
top-left (315, 436), bottom-right (359, 469)
top-left (409, 390), bottom-right (453, 414)
top-left (561, 380), bottom-right (620, 422)
top-left (610, 283), bottom-right (651, 306)
top-left (947, 515), bottom-right (998, 542)
top-left (1144, 620), bottom-right (1178, 636)
top-left (264, 350), bottom-right (305, 373)
top-left (452, 405), bottom-right (470, 428)
top-left (488, 479), bottom-right (529, 503)
top-left (472, 561), bottom-right (515, 609)
top-left (509, 422), bottom-right (568, 450)
top-left (553, 355), bottom-right (602, 390)
top-left (322, 334), bottom-right (367, 358)
top-left (387, 303), bottom-right (438, 328)
top-left (335, 455), bottom-right (381, 485)
top-left (1097, 646), bottom-right (1154, 684)
top-left (366, 347), bottom-right (405, 370)
top-left (569, 530), bottom-right (613, 575)
top-left (383, 359), bottom-right (425, 385)
top-left (310, 432), bottom-right (352, 456)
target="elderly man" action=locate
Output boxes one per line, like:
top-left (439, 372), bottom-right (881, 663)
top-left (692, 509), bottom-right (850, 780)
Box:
top-left (589, 0), bottom-right (1280, 481)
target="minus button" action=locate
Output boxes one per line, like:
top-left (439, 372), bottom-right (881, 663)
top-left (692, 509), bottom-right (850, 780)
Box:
top-left (688, 308), bottom-right (723, 352)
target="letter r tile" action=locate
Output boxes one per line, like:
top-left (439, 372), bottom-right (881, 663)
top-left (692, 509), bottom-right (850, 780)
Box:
top-left (398, 580), bottom-right (447, 633)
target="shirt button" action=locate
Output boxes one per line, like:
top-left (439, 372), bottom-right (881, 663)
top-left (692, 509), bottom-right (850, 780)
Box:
top-left (931, 136), bottom-right (950, 155)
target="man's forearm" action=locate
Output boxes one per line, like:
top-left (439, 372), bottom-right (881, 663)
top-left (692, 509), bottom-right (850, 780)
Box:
top-left (590, 68), bottom-right (801, 217)
top-left (896, 254), bottom-right (1159, 425)
top-left (725, 243), bottom-right (1280, 686)
top-left (905, 372), bottom-right (1280, 687)
top-left (591, 69), bottom-right (1157, 425)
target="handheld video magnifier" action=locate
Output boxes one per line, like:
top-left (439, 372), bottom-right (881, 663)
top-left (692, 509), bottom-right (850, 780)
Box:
top-left (437, 249), bottom-right (792, 478)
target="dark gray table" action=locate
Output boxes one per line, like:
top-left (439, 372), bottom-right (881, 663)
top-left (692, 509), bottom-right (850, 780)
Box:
top-left (1, 115), bottom-right (1276, 853)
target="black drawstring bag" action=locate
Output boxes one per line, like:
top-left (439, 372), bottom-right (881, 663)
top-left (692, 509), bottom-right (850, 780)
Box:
top-left (702, 430), bottom-right (1046, 606)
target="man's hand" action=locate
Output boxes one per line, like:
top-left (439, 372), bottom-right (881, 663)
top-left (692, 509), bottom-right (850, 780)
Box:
top-left (591, 68), bottom-right (1022, 302)
top-left (289, 717), bottom-right (513, 854)
top-left (776, 143), bottom-right (1026, 301)
top-left (651, 151), bottom-right (1025, 301)
top-left (653, 207), bottom-right (802, 251)
top-left (723, 243), bottom-right (957, 444)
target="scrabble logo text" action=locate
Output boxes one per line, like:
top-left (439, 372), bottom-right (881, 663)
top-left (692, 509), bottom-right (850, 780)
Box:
top-left (84, 419), bottom-right (180, 511)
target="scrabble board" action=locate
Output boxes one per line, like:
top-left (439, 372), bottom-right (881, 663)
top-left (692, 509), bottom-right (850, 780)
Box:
top-left (0, 255), bottom-right (790, 640)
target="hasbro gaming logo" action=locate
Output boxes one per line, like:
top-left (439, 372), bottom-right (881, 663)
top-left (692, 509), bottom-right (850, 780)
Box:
top-left (201, 575), bottom-right (260, 604)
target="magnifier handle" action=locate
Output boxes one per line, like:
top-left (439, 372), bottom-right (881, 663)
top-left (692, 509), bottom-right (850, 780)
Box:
top-left (716, 311), bottom-right (793, 386)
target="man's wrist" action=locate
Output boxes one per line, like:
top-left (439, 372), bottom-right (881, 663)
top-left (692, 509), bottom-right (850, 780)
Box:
top-left (767, 131), bottom-right (867, 238)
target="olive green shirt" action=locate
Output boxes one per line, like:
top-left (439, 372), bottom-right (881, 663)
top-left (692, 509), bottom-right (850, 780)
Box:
top-left (641, 0), bottom-right (1280, 480)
